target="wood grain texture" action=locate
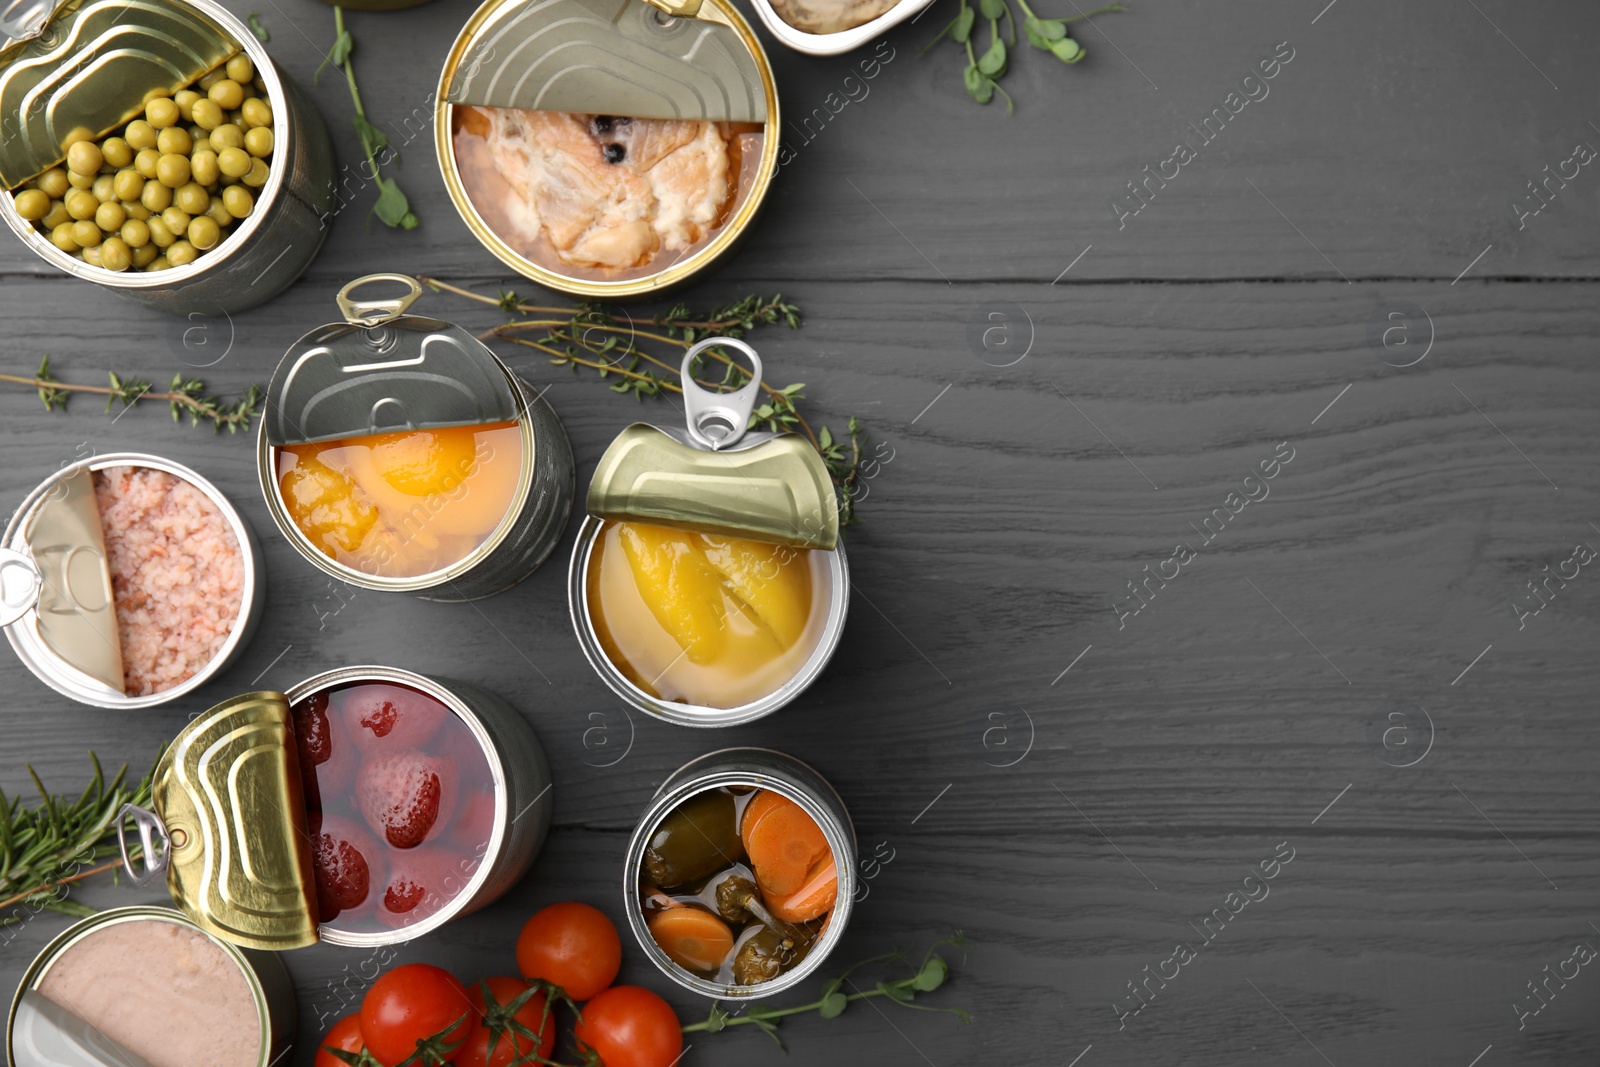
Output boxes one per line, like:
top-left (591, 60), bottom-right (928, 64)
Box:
top-left (2, 0), bottom-right (1599, 1065)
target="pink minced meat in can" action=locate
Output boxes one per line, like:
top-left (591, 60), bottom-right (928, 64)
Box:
top-left (92, 465), bottom-right (245, 696)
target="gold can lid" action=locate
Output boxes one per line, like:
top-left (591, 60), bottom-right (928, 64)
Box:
top-left (138, 691), bottom-right (319, 951)
top-left (2, 467), bottom-right (124, 695)
top-left (0, 0), bottom-right (239, 189)
top-left (443, 0), bottom-right (768, 123)
top-left (586, 339), bottom-right (839, 549)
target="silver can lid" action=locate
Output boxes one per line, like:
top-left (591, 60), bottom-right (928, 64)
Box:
top-left (263, 274), bottom-right (522, 447)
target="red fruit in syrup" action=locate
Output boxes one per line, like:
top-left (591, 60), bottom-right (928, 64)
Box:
top-left (357, 751), bottom-right (455, 849)
top-left (338, 684), bottom-right (448, 752)
top-left (292, 692), bottom-right (334, 766)
top-left (313, 816), bottom-right (375, 921)
top-left (377, 846), bottom-right (466, 929)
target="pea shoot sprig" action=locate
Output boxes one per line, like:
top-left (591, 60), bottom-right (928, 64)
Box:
top-left (683, 933), bottom-right (973, 1047)
top-left (0, 751), bottom-right (163, 922)
top-left (924, 0), bottom-right (1126, 110)
top-left (318, 6), bottom-right (418, 230)
top-left (418, 278), bottom-right (869, 526)
top-left (0, 356), bottom-right (263, 432)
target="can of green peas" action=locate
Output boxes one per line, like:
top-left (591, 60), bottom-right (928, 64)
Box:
top-left (0, 0), bottom-right (335, 314)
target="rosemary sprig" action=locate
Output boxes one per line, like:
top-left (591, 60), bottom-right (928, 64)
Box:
top-left (924, 0), bottom-right (1126, 110)
top-left (0, 356), bottom-right (263, 432)
top-left (418, 278), bottom-right (869, 526)
top-left (318, 6), bottom-right (418, 230)
top-left (0, 751), bottom-right (164, 922)
top-left (683, 933), bottom-right (973, 1048)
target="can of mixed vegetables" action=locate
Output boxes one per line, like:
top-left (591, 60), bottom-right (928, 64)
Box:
top-left (0, 451), bottom-right (263, 708)
top-left (435, 0), bottom-right (780, 299)
top-left (624, 748), bottom-right (857, 999)
top-left (257, 274), bottom-right (576, 601)
top-left (114, 665), bottom-right (554, 949)
top-left (7, 905), bottom-right (296, 1067)
top-left (569, 339), bottom-right (849, 726)
top-left (0, 0), bottom-right (334, 313)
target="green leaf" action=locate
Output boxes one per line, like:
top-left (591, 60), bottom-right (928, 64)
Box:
top-left (978, 0), bottom-right (1005, 19)
top-left (1051, 36), bottom-right (1083, 62)
top-left (702, 1006), bottom-right (730, 1033)
top-left (1029, 16), bottom-right (1067, 39)
top-left (246, 12), bottom-right (269, 42)
top-left (818, 992), bottom-right (849, 1019)
top-left (912, 956), bottom-right (949, 991)
top-left (978, 37), bottom-right (1007, 75)
top-left (351, 113), bottom-right (392, 161)
top-left (315, 29), bottom-right (353, 84)
top-left (370, 177), bottom-right (419, 230)
top-left (952, 5), bottom-right (975, 42)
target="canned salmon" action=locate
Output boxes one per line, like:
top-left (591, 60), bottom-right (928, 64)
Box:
top-left (623, 748), bottom-right (857, 999)
top-left (117, 665), bottom-right (554, 950)
top-left (0, 451), bottom-right (263, 709)
top-left (0, 0), bottom-right (335, 314)
top-left (569, 339), bottom-right (849, 727)
top-left (7, 905), bottom-right (295, 1067)
top-left (435, 0), bottom-right (780, 299)
top-left (256, 274), bottom-right (575, 601)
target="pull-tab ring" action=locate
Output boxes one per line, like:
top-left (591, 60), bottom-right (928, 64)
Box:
top-left (0, 547), bottom-right (42, 628)
top-left (681, 338), bottom-right (763, 451)
top-left (117, 804), bottom-right (172, 888)
top-left (336, 274), bottom-right (423, 328)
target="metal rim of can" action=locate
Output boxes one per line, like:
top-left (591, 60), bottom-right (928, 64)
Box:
top-left (0, 0), bottom-right (295, 292)
top-left (431, 0), bottom-right (782, 300)
top-left (1, 451), bottom-right (263, 709)
top-left (255, 360), bottom-right (541, 595)
top-left (5, 904), bottom-right (293, 1067)
top-left (621, 747), bottom-right (857, 1000)
top-left (282, 664), bottom-right (514, 947)
top-left (567, 515), bottom-right (850, 728)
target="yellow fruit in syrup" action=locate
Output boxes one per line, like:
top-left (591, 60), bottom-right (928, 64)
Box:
top-left (280, 453), bottom-right (379, 556)
top-left (369, 427), bottom-right (480, 497)
top-left (617, 524), bottom-right (729, 665)
top-left (700, 535), bottom-right (811, 648)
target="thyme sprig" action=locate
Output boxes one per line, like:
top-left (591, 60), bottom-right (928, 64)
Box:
top-left (318, 6), bottom-right (418, 230)
top-left (683, 933), bottom-right (973, 1048)
top-left (924, 0), bottom-right (1126, 110)
top-left (0, 751), bottom-right (163, 923)
top-left (418, 278), bottom-right (869, 525)
top-left (0, 356), bottom-right (263, 432)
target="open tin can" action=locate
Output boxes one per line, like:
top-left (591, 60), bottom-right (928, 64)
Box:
top-left (8, 905), bottom-right (295, 1067)
top-left (624, 748), bottom-right (857, 1000)
top-left (569, 339), bottom-right (849, 727)
top-left (435, 0), bottom-right (779, 299)
top-left (116, 665), bottom-right (554, 950)
top-left (0, 0), bottom-right (335, 314)
top-left (1, 451), bottom-right (263, 708)
top-left (257, 274), bottom-right (575, 601)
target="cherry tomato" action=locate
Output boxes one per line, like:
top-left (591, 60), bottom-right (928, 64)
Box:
top-left (360, 963), bottom-right (473, 1067)
top-left (515, 902), bottom-right (622, 1000)
top-left (458, 976), bottom-right (555, 1067)
top-left (314, 1014), bottom-right (367, 1067)
top-left (573, 986), bottom-right (683, 1067)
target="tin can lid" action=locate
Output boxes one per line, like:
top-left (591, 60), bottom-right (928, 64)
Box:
top-left (3, 468), bottom-right (125, 695)
top-left (443, 0), bottom-right (768, 123)
top-left (135, 691), bottom-right (320, 951)
top-left (586, 339), bottom-right (839, 549)
top-left (11, 989), bottom-right (159, 1067)
top-left (0, 0), bottom-right (240, 190)
top-left (263, 274), bottom-right (523, 447)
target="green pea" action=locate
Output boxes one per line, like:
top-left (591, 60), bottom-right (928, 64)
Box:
top-left (121, 200), bottom-right (151, 222)
top-left (100, 137), bottom-right (133, 169)
top-left (146, 216), bottom-right (176, 248)
top-left (187, 214), bottom-right (221, 250)
top-left (50, 222), bottom-right (79, 252)
top-left (124, 120), bottom-right (158, 151)
top-left (70, 220), bottom-right (102, 247)
top-left (240, 97), bottom-right (272, 129)
top-left (66, 170), bottom-right (95, 190)
top-left (36, 168), bottom-right (70, 199)
top-left (41, 200), bottom-right (72, 231)
top-left (99, 236), bottom-right (132, 271)
top-left (64, 189), bottom-right (98, 220)
top-left (156, 126), bottom-right (192, 156)
top-left (244, 127), bottom-right (273, 158)
top-left (161, 206), bottom-right (192, 234)
top-left (132, 242), bottom-right (159, 268)
top-left (226, 55), bottom-right (255, 84)
top-left (210, 124), bottom-right (244, 151)
top-left (140, 180), bottom-right (172, 213)
top-left (174, 88), bottom-right (202, 122)
top-left (120, 217), bottom-right (151, 248)
top-left (166, 239), bottom-right (198, 266)
top-left (79, 243), bottom-right (102, 268)
top-left (93, 201), bottom-right (126, 233)
top-left (242, 158), bottom-right (269, 188)
top-left (221, 184), bottom-right (253, 219)
top-left (155, 153), bottom-right (191, 189)
top-left (91, 175), bottom-right (115, 203)
top-left (113, 168), bottom-right (144, 202)
top-left (191, 98), bottom-right (224, 131)
top-left (146, 254), bottom-right (172, 271)
top-left (208, 79), bottom-right (244, 110)
top-left (205, 195), bottom-right (232, 227)
top-left (174, 182), bottom-right (209, 216)
top-left (65, 140), bottom-right (102, 176)
top-left (217, 147), bottom-right (251, 180)
top-left (145, 97), bottom-right (180, 130)
top-left (134, 148), bottom-right (162, 180)
top-left (190, 150), bottom-right (220, 187)
top-left (13, 188), bottom-right (50, 221)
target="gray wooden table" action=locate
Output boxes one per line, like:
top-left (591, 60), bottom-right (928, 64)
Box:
top-left (3, 1), bottom-right (1599, 1064)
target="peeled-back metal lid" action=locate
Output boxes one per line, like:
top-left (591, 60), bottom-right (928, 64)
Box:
top-left (0, 0), bottom-right (239, 190)
top-left (263, 274), bottom-right (523, 447)
top-left (0, 468), bottom-right (123, 695)
top-left (587, 338), bottom-right (839, 549)
top-left (120, 691), bottom-right (319, 952)
top-left (444, 0), bottom-right (768, 123)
